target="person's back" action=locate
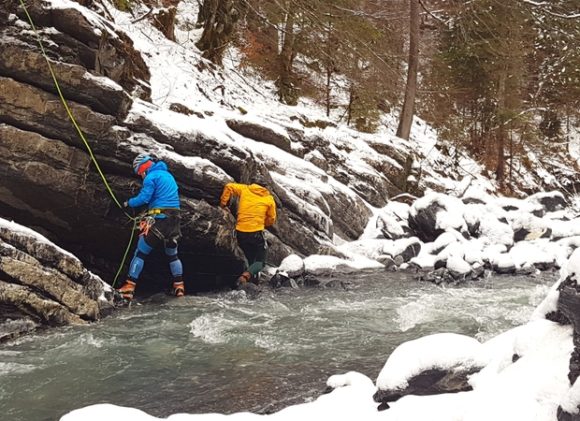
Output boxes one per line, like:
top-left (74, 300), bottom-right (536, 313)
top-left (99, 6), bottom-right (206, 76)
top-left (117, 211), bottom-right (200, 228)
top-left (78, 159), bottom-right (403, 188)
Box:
top-left (220, 180), bottom-right (276, 287)
top-left (235, 184), bottom-right (276, 232)
top-left (128, 160), bottom-right (180, 211)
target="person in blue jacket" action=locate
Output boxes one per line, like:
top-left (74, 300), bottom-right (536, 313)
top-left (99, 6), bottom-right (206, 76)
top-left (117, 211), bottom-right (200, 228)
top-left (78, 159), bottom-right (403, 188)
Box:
top-left (117, 153), bottom-right (185, 299)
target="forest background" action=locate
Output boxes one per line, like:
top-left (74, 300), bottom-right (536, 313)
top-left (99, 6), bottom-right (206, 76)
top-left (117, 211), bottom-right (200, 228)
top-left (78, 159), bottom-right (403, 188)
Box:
top-left (181, 0), bottom-right (580, 194)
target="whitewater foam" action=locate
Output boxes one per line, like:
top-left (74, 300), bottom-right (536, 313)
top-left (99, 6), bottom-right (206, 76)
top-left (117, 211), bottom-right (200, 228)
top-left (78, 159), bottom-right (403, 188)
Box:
top-left (0, 362), bottom-right (37, 376)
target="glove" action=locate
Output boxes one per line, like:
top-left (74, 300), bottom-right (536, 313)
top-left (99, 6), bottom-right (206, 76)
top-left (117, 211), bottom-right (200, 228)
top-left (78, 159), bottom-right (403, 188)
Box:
top-left (121, 200), bottom-right (136, 218)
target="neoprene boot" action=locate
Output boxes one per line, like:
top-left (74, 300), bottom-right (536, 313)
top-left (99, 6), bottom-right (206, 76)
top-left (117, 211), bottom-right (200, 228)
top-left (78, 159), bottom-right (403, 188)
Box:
top-left (172, 281), bottom-right (185, 297)
top-left (117, 280), bottom-right (136, 300)
top-left (236, 271), bottom-right (251, 288)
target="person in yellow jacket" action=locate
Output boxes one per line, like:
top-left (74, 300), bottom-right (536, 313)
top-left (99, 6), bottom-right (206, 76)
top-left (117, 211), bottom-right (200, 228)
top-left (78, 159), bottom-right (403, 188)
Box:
top-left (220, 176), bottom-right (277, 287)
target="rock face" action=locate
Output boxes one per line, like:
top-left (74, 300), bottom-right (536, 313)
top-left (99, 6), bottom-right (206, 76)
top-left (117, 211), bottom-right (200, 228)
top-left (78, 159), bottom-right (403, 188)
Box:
top-left (226, 118), bottom-right (293, 153)
top-left (0, 0), bottom-right (416, 306)
top-left (0, 0), bottom-right (245, 296)
top-left (0, 218), bottom-right (113, 341)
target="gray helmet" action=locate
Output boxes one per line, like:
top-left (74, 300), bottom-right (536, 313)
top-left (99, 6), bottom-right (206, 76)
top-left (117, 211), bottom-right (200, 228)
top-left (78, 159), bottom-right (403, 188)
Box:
top-left (132, 153), bottom-right (152, 174)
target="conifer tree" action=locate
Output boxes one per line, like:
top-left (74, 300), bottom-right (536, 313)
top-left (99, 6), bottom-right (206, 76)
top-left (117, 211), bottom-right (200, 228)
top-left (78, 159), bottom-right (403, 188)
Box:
top-left (527, 0), bottom-right (580, 139)
top-left (425, 0), bottom-right (532, 189)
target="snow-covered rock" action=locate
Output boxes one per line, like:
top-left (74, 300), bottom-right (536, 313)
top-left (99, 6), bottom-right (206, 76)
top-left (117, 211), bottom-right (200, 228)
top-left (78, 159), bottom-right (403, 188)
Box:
top-left (0, 217), bottom-right (113, 341)
top-left (277, 254), bottom-right (305, 278)
top-left (447, 254), bottom-right (472, 278)
top-left (303, 255), bottom-right (383, 276)
top-left (490, 253), bottom-right (517, 274)
top-left (374, 333), bottom-right (485, 402)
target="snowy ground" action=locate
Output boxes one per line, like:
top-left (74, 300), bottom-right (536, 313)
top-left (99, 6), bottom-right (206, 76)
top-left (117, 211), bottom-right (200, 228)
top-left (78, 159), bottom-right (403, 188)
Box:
top-left (100, 0), bottom-right (500, 214)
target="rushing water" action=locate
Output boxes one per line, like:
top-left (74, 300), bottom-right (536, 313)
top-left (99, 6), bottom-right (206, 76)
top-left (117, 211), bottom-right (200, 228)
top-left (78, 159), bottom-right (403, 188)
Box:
top-left (0, 270), bottom-right (558, 421)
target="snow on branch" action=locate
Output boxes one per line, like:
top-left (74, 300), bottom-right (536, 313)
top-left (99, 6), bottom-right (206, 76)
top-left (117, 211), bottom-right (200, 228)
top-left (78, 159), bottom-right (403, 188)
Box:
top-left (522, 0), bottom-right (580, 19)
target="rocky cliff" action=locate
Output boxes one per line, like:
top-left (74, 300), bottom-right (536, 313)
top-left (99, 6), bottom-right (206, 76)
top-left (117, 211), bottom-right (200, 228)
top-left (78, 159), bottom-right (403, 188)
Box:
top-left (0, 217), bottom-right (112, 341)
top-left (0, 0), bottom-right (422, 300)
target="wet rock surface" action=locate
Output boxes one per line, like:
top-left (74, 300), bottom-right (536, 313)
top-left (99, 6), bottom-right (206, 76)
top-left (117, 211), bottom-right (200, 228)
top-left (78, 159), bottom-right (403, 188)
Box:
top-left (0, 219), bottom-right (113, 341)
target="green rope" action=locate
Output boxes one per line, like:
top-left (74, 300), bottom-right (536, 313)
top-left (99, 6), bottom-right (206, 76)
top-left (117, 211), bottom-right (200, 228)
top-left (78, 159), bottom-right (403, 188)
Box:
top-left (18, 0), bottom-right (137, 285)
top-left (19, 0), bottom-right (125, 210)
top-left (112, 218), bottom-right (138, 288)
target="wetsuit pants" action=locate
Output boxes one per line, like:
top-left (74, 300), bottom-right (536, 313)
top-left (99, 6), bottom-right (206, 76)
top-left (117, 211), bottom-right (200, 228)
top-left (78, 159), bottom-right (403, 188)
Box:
top-left (236, 230), bottom-right (267, 277)
top-left (128, 212), bottom-right (183, 283)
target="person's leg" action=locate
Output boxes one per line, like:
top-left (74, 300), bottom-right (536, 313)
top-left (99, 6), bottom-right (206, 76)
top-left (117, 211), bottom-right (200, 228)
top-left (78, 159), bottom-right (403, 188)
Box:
top-left (129, 236), bottom-right (154, 280)
top-left (247, 245), bottom-right (266, 277)
top-left (247, 233), bottom-right (267, 278)
top-left (236, 231), bottom-right (256, 268)
top-left (118, 235), bottom-right (155, 299)
top-left (165, 239), bottom-right (184, 296)
top-left (234, 232), bottom-right (252, 286)
top-left (235, 231), bottom-right (266, 286)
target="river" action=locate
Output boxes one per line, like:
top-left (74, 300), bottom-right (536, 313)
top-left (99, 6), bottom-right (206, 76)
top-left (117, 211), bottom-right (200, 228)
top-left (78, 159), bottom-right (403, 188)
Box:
top-left (0, 270), bottom-right (558, 421)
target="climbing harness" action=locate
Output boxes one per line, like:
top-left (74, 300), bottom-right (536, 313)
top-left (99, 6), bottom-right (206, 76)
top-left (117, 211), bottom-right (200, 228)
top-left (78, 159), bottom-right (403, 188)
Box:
top-left (17, 0), bottom-right (137, 288)
top-left (147, 208), bottom-right (179, 216)
top-left (139, 216), bottom-right (156, 237)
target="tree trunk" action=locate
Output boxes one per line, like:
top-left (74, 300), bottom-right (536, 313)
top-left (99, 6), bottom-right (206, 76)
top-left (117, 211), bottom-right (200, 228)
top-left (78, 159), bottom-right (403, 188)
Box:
top-left (196, 0), bottom-right (209, 26)
top-left (278, 9), bottom-right (297, 105)
top-left (326, 65), bottom-right (332, 117)
top-left (495, 69), bottom-right (507, 188)
top-left (324, 10), bottom-right (334, 117)
top-left (195, 0), bottom-right (239, 65)
top-left (396, 0), bottom-right (419, 140)
top-left (509, 130), bottom-right (514, 186)
top-left (347, 89), bottom-right (354, 126)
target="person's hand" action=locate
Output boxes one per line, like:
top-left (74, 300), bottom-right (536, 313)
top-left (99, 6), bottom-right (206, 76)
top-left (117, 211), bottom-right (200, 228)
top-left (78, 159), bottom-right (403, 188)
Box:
top-left (121, 200), bottom-right (136, 218)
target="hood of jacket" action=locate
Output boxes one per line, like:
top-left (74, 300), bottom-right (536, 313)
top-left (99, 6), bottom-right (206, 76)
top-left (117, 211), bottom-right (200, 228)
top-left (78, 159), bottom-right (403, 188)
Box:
top-left (248, 184), bottom-right (270, 196)
top-left (147, 160), bottom-right (168, 174)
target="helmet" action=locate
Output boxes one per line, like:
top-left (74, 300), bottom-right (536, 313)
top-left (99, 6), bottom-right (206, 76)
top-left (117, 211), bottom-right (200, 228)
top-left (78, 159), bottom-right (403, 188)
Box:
top-left (250, 173), bottom-right (269, 187)
top-left (132, 154), bottom-right (151, 174)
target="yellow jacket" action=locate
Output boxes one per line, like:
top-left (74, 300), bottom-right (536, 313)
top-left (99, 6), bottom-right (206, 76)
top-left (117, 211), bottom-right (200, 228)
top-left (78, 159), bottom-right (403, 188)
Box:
top-left (220, 183), bottom-right (277, 232)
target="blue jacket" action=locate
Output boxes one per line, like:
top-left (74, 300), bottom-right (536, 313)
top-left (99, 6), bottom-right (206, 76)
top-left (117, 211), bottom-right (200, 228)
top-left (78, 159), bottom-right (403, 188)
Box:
top-left (128, 161), bottom-right (180, 215)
